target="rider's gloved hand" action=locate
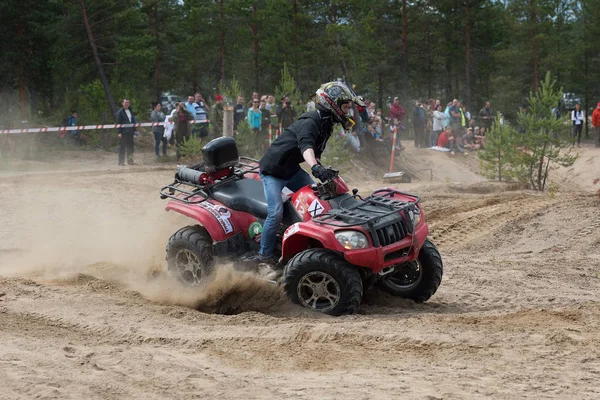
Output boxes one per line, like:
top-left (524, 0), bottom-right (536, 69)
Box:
top-left (311, 164), bottom-right (332, 182)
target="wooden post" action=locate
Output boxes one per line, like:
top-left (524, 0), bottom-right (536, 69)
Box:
top-left (389, 126), bottom-right (398, 173)
top-left (223, 105), bottom-right (234, 137)
top-left (268, 124), bottom-right (272, 144)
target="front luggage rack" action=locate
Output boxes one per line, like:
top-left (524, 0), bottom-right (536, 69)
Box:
top-left (312, 190), bottom-right (420, 247)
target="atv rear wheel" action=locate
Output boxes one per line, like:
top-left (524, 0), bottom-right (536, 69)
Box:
top-left (166, 225), bottom-right (214, 286)
top-left (283, 249), bottom-right (363, 316)
top-left (378, 239), bottom-right (443, 302)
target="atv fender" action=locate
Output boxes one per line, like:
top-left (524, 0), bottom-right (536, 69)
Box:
top-left (165, 200), bottom-right (239, 242)
top-left (281, 222), bottom-right (345, 263)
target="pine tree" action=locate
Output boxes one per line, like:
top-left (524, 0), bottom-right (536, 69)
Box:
top-left (478, 114), bottom-right (520, 182)
top-left (513, 72), bottom-right (576, 191)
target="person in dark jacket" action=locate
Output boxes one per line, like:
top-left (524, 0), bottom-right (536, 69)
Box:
top-left (151, 101), bottom-right (166, 158)
top-left (116, 99), bottom-right (136, 166)
top-left (170, 102), bottom-right (193, 161)
top-left (241, 81), bottom-right (365, 266)
top-left (412, 100), bottom-right (425, 148)
top-left (277, 94), bottom-right (297, 130)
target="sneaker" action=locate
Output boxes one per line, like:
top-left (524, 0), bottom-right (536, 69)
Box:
top-left (118, 162), bottom-right (125, 166)
top-left (239, 252), bottom-right (279, 268)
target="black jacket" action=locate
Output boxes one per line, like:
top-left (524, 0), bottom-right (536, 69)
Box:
top-left (259, 110), bottom-right (334, 179)
top-left (116, 108), bottom-right (136, 134)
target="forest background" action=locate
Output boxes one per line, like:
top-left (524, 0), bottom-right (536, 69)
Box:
top-left (1, 0), bottom-right (599, 133)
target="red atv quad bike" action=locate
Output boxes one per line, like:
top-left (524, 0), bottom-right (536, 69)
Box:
top-left (160, 137), bottom-right (443, 315)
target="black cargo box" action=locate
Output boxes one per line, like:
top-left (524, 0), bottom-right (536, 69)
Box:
top-left (201, 137), bottom-right (239, 172)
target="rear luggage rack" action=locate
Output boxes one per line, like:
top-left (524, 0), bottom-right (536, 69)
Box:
top-left (159, 157), bottom-right (260, 204)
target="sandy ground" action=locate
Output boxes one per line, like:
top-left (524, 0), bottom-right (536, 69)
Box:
top-left (1, 144), bottom-right (600, 399)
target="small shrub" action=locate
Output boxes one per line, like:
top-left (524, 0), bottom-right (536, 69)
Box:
top-left (321, 128), bottom-right (352, 166)
top-left (178, 136), bottom-right (204, 164)
top-left (548, 181), bottom-right (559, 198)
top-left (234, 123), bottom-right (262, 159)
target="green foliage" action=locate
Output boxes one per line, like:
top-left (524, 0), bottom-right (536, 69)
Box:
top-left (513, 73), bottom-right (576, 191)
top-left (218, 77), bottom-right (244, 106)
top-left (479, 114), bottom-right (521, 182)
top-left (480, 73), bottom-right (577, 191)
top-left (178, 136), bottom-right (204, 163)
top-left (321, 125), bottom-right (352, 166)
top-left (233, 122), bottom-right (262, 159)
top-left (275, 63), bottom-right (301, 104)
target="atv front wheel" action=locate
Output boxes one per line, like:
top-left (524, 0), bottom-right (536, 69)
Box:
top-left (378, 239), bottom-right (443, 302)
top-left (166, 225), bottom-right (214, 286)
top-left (283, 249), bottom-right (363, 316)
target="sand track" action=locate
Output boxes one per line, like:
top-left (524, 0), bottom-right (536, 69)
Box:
top-left (1, 153), bottom-right (600, 399)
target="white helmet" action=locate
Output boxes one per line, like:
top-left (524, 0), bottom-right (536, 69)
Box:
top-left (316, 81), bottom-right (365, 129)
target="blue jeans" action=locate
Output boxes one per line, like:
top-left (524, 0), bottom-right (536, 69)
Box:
top-left (154, 131), bottom-right (166, 156)
top-left (259, 169), bottom-right (314, 257)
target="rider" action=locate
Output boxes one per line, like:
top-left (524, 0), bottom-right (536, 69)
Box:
top-left (241, 81), bottom-right (365, 266)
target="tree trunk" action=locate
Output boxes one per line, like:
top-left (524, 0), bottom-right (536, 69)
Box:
top-left (79, 0), bottom-right (117, 117)
top-left (426, 20), bottom-right (432, 99)
top-left (583, 8), bottom-right (589, 139)
top-left (402, 0), bottom-right (408, 106)
top-left (293, 0), bottom-right (299, 78)
top-left (537, 142), bottom-right (547, 190)
top-left (152, 2), bottom-right (160, 100)
top-left (17, 23), bottom-right (27, 122)
top-left (329, 2), bottom-right (347, 80)
top-left (220, 0), bottom-right (225, 83)
top-left (251, 2), bottom-right (260, 92)
top-left (465, 0), bottom-right (472, 109)
top-left (530, 0), bottom-right (539, 92)
top-left (378, 71), bottom-right (383, 110)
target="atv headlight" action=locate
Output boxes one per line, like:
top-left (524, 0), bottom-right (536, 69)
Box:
top-left (335, 230), bottom-right (369, 249)
top-left (408, 207), bottom-right (421, 227)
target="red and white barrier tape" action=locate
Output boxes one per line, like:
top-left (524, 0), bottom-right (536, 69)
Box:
top-left (0, 119), bottom-right (210, 135)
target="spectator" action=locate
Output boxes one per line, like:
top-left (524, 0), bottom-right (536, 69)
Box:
top-left (265, 94), bottom-right (275, 112)
top-left (431, 104), bottom-right (445, 147)
top-left (592, 102), bottom-right (600, 147)
top-left (479, 101), bottom-right (493, 130)
top-left (151, 101), bottom-right (166, 159)
top-left (116, 98), bottom-right (137, 166)
top-left (277, 94), bottom-right (296, 130)
top-left (260, 99), bottom-right (271, 151)
top-left (170, 102), bottom-right (193, 160)
top-left (437, 125), bottom-right (460, 155)
top-left (233, 96), bottom-right (245, 132)
top-left (412, 100), bottom-right (426, 148)
top-left (266, 94), bottom-right (279, 134)
top-left (185, 96), bottom-right (197, 119)
top-left (210, 94), bottom-right (224, 136)
top-left (463, 127), bottom-right (480, 150)
top-left (306, 94), bottom-right (316, 112)
top-left (458, 101), bottom-right (468, 134)
top-left (389, 118), bottom-right (405, 151)
top-left (66, 110), bottom-right (84, 145)
top-left (192, 92), bottom-right (209, 138)
top-left (423, 101), bottom-right (433, 147)
top-left (448, 99), bottom-right (461, 138)
top-left (476, 126), bottom-right (487, 148)
top-left (571, 103), bottom-right (584, 147)
top-left (247, 98), bottom-right (262, 134)
top-left (390, 96), bottom-right (405, 122)
top-left (367, 102), bottom-right (376, 119)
